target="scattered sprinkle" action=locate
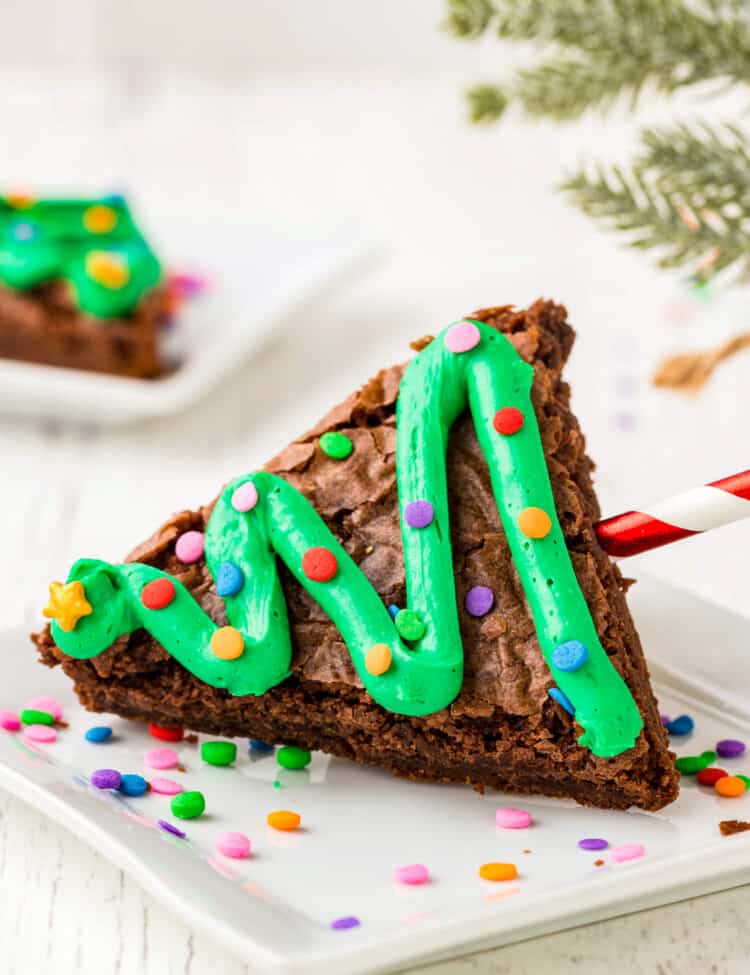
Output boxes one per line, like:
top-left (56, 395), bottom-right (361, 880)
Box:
top-left (551, 640), bottom-right (589, 673)
top-left (660, 714), bottom-right (671, 727)
top-left (149, 723), bottom-right (184, 742)
top-left (201, 741), bottom-right (237, 767)
top-left (720, 819), bottom-right (750, 836)
top-left (216, 831), bottom-right (252, 859)
top-left (83, 204), bottom-right (118, 234)
top-left (578, 838), bottom-right (609, 851)
top-left (697, 767), bottom-right (728, 787)
top-left (174, 530), bottom-right (205, 564)
top-left (444, 320), bottom-right (480, 353)
top-left (395, 608), bottom-right (426, 641)
top-left (666, 714), bottom-right (694, 736)
top-left (675, 750), bottom-right (716, 775)
top-left (495, 808), bottom-right (532, 829)
top-left (277, 746), bottom-right (312, 770)
top-left (330, 916), bottom-right (361, 931)
top-left (716, 776), bottom-right (747, 798)
top-left (302, 546), bottom-right (338, 582)
top-left (320, 431), bottom-right (354, 460)
top-left (267, 810), bottom-right (301, 831)
top-left (479, 862), bottom-right (517, 882)
top-left (26, 696), bottom-right (63, 721)
top-left (492, 407), bottom-right (524, 436)
top-left (91, 769), bottom-right (122, 790)
top-left (387, 604), bottom-right (400, 620)
top-left (611, 844), bottom-right (646, 863)
top-left (145, 747), bottom-right (180, 770)
top-left (249, 739), bottom-right (275, 752)
top-left (518, 506), bottom-right (552, 539)
top-left (119, 774), bottom-right (148, 797)
top-left (216, 562), bottom-right (245, 597)
top-left (404, 500), bottom-right (434, 529)
top-left (548, 687), bottom-right (575, 715)
top-left (394, 864), bottom-right (430, 885)
top-left (465, 586), bottom-right (495, 618)
top-left (594, 859), bottom-right (605, 867)
top-left (20, 708), bottom-right (54, 727)
top-left (209, 626), bottom-right (245, 660)
top-left (0, 710), bottom-right (21, 731)
top-left (141, 577), bottom-right (176, 610)
top-left (717, 739), bottom-right (746, 759)
top-left (365, 643), bottom-right (392, 676)
top-left (231, 481), bottom-right (259, 513)
top-left (85, 726), bottom-right (113, 744)
top-left (150, 777), bottom-right (184, 796)
top-left (24, 724), bottom-right (57, 743)
top-left (158, 820), bottom-right (186, 839)
top-left (171, 791), bottom-right (206, 819)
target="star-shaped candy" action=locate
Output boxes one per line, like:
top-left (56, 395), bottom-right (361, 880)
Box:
top-left (43, 580), bottom-right (93, 632)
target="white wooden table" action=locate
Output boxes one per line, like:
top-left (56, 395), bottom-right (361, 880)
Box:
top-left (1, 73), bottom-right (749, 974)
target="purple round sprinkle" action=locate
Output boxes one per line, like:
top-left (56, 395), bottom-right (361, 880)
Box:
top-left (717, 738), bottom-right (746, 759)
top-left (91, 768), bottom-right (122, 790)
top-left (578, 837), bottom-right (609, 851)
top-left (465, 586), bottom-right (495, 617)
top-left (660, 714), bottom-right (671, 727)
top-left (404, 500), bottom-right (434, 529)
top-left (158, 819), bottom-right (186, 839)
top-left (330, 916), bottom-right (361, 931)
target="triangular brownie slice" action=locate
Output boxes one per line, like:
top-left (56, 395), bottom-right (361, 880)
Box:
top-left (34, 300), bottom-right (679, 810)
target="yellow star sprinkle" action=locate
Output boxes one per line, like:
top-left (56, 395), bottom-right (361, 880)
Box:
top-left (85, 250), bottom-right (130, 290)
top-left (43, 580), bottom-right (93, 632)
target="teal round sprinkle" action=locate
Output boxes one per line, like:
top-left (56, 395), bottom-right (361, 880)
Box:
top-left (119, 774), bottom-right (148, 797)
top-left (675, 750), bottom-right (717, 775)
top-left (320, 431), bottom-right (353, 460)
top-left (201, 740), bottom-right (237, 766)
top-left (85, 726), bottom-right (113, 743)
top-left (171, 790), bottom-right (206, 819)
top-left (395, 608), bottom-right (426, 642)
top-left (277, 745), bottom-right (312, 770)
top-left (20, 708), bottom-right (54, 726)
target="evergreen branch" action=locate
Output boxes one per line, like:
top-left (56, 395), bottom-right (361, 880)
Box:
top-left (467, 85), bottom-right (510, 122)
top-left (561, 123), bottom-right (750, 280)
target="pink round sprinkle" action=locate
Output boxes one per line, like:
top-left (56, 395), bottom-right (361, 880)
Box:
top-left (175, 530), bottom-right (205, 564)
top-left (231, 481), bottom-right (259, 512)
top-left (24, 724), bottom-right (57, 743)
top-left (0, 710), bottom-right (21, 731)
top-left (216, 831), bottom-right (251, 859)
top-left (495, 807), bottom-right (532, 829)
top-left (444, 321), bottom-right (480, 354)
top-left (611, 843), bottom-right (646, 863)
top-left (150, 777), bottom-right (184, 796)
top-left (393, 863), bottom-right (430, 885)
top-left (145, 747), bottom-right (179, 770)
top-left (26, 696), bottom-right (64, 721)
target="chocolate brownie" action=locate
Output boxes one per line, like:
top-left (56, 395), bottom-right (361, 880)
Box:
top-left (34, 299), bottom-right (679, 810)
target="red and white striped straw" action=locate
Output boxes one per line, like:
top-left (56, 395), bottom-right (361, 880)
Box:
top-left (594, 469), bottom-right (750, 558)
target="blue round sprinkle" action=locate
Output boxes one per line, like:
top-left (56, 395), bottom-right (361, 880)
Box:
top-left (387, 604), bottom-right (400, 620)
top-left (216, 561), bottom-right (244, 597)
top-left (249, 739), bottom-right (275, 752)
top-left (666, 714), bottom-right (694, 736)
top-left (548, 687), bottom-right (575, 715)
top-left (85, 726), bottom-right (113, 743)
top-left (119, 774), bottom-right (148, 797)
top-left (12, 221), bottom-right (37, 242)
top-left (551, 640), bottom-right (589, 673)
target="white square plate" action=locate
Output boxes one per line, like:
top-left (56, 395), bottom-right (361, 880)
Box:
top-left (1, 574), bottom-right (749, 974)
top-left (0, 220), bottom-right (374, 426)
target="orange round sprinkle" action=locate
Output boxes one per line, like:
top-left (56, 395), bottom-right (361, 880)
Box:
top-left (267, 810), bottom-right (301, 831)
top-left (6, 192), bottom-right (34, 209)
top-left (83, 204), bottom-right (118, 234)
top-left (210, 626), bottom-right (245, 660)
top-left (715, 775), bottom-right (747, 798)
top-left (518, 507), bottom-right (552, 539)
top-left (365, 643), bottom-right (392, 676)
top-left (85, 251), bottom-right (130, 290)
top-left (479, 862), bottom-right (517, 882)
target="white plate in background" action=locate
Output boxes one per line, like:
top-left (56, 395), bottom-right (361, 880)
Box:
top-left (1, 574), bottom-right (750, 974)
top-left (0, 221), bottom-right (374, 426)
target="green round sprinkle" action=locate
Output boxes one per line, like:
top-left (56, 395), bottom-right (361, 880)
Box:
top-left (395, 608), bottom-right (426, 642)
top-left (20, 709), bottom-right (55, 726)
top-left (170, 790), bottom-right (206, 819)
top-left (277, 745), bottom-right (312, 770)
top-left (201, 740), bottom-right (237, 766)
top-left (320, 431), bottom-right (353, 460)
top-left (675, 750), bottom-right (717, 775)
top-left (738, 775), bottom-right (750, 788)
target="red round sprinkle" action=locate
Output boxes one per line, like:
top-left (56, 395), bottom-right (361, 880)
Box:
top-left (141, 578), bottom-right (176, 610)
top-left (302, 546), bottom-right (338, 582)
top-left (149, 723), bottom-right (185, 742)
top-left (697, 766), bottom-right (728, 787)
top-left (493, 407), bottom-right (524, 436)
